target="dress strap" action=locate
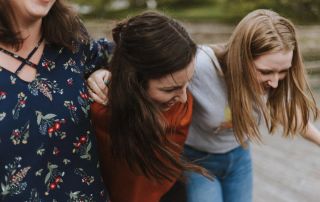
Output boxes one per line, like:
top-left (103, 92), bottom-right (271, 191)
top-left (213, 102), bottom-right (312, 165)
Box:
top-left (0, 36), bottom-right (44, 74)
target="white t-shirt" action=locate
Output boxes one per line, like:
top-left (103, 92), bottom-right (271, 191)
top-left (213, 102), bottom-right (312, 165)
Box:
top-left (186, 45), bottom-right (241, 153)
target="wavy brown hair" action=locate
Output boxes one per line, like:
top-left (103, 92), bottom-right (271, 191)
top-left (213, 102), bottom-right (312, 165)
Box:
top-left (216, 9), bottom-right (318, 144)
top-left (108, 11), bottom-right (205, 181)
top-left (0, 0), bottom-right (88, 50)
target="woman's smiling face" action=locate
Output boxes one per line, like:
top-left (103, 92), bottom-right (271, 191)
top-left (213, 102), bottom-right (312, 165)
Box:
top-left (254, 50), bottom-right (293, 94)
top-left (147, 57), bottom-right (195, 111)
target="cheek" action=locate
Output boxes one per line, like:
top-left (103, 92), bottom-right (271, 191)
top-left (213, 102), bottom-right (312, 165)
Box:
top-left (279, 73), bottom-right (288, 80)
top-left (257, 73), bottom-right (268, 83)
top-left (50, 1), bottom-right (56, 8)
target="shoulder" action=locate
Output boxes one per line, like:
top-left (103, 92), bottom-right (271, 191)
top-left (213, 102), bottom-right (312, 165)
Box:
top-left (91, 102), bottom-right (109, 128)
top-left (91, 102), bottom-right (108, 117)
top-left (195, 44), bottom-right (224, 77)
top-left (197, 45), bottom-right (214, 57)
top-left (209, 43), bottom-right (225, 56)
top-left (194, 45), bottom-right (214, 70)
top-left (87, 38), bottom-right (113, 53)
top-left (91, 102), bottom-right (110, 143)
top-left (192, 45), bottom-right (219, 77)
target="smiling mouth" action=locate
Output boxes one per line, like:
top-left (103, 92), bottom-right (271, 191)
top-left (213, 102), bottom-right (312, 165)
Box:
top-left (162, 101), bottom-right (176, 110)
top-left (166, 101), bottom-right (176, 107)
top-left (261, 84), bottom-right (270, 94)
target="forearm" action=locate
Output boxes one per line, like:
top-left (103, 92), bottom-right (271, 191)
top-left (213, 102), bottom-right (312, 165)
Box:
top-left (301, 122), bottom-right (320, 146)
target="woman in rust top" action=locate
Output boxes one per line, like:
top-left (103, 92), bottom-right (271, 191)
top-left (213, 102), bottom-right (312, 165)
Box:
top-left (91, 11), bottom-right (206, 202)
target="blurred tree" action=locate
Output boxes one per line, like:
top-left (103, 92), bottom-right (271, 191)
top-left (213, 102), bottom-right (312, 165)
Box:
top-left (282, 0), bottom-right (320, 21)
top-left (71, 0), bottom-right (112, 17)
top-left (70, 0), bottom-right (319, 22)
top-left (72, 0), bottom-right (108, 7)
top-left (72, 0), bottom-right (148, 9)
top-left (157, 0), bottom-right (214, 7)
top-left (223, 0), bottom-right (320, 22)
top-left (129, 0), bottom-right (147, 8)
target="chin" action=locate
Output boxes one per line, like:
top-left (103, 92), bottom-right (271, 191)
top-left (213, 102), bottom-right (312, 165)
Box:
top-left (263, 89), bottom-right (270, 95)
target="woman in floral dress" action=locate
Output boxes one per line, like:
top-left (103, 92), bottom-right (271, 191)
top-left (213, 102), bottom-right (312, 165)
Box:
top-left (0, 0), bottom-right (112, 201)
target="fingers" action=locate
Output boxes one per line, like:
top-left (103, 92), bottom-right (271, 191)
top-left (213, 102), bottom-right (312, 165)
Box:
top-left (104, 79), bottom-right (110, 87)
top-left (102, 82), bottom-right (109, 96)
top-left (87, 76), bottom-right (107, 101)
top-left (88, 87), bottom-right (108, 105)
top-left (103, 71), bottom-right (111, 87)
top-left (87, 69), bottom-right (111, 105)
top-left (96, 71), bottom-right (110, 94)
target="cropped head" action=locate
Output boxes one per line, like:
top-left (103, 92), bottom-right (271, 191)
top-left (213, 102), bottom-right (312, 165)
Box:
top-left (108, 11), bottom-right (197, 180)
top-left (222, 9), bottom-right (318, 144)
top-left (0, 0), bottom-right (88, 50)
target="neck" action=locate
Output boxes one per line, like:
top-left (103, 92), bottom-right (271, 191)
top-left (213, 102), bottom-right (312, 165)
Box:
top-left (19, 19), bottom-right (42, 43)
top-left (5, 20), bottom-right (43, 53)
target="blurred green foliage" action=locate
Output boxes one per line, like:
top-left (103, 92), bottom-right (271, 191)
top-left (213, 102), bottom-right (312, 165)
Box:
top-left (157, 0), bottom-right (213, 7)
top-left (71, 0), bottom-right (320, 23)
top-left (223, 0), bottom-right (320, 23)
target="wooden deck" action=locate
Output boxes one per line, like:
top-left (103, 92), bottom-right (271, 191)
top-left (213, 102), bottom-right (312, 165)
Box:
top-left (253, 120), bottom-right (320, 202)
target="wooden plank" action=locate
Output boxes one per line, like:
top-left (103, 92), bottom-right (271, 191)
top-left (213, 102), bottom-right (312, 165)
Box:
top-left (252, 124), bottom-right (320, 202)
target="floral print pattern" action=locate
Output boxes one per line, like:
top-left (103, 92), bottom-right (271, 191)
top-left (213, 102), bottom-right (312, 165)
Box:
top-left (0, 38), bottom-right (112, 201)
top-left (1, 157), bottom-right (30, 197)
top-left (28, 78), bottom-right (63, 101)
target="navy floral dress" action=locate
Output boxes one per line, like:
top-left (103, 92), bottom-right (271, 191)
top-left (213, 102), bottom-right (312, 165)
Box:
top-left (0, 38), bottom-right (112, 201)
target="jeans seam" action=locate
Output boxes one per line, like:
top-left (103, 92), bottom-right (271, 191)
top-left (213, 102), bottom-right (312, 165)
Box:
top-left (223, 152), bottom-right (233, 179)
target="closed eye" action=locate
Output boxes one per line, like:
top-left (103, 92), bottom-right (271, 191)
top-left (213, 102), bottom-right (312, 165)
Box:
top-left (258, 70), bottom-right (272, 75)
top-left (279, 69), bottom-right (289, 74)
top-left (258, 69), bottom-right (289, 75)
top-left (161, 87), bottom-right (181, 93)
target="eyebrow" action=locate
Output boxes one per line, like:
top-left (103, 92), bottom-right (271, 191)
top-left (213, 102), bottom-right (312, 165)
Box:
top-left (159, 85), bottom-right (183, 90)
top-left (162, 74), bottom-right (193, 89)
top-left (256, 65), bottom-right (291, 72)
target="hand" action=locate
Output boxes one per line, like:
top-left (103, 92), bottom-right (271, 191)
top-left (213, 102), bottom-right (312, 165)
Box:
top-left (87, 69), bottom-right (111, 105)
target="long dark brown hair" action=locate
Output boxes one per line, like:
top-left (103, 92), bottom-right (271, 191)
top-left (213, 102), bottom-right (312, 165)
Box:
top-left (0, 0), bottom-right (89, 50)
top-left (108, 11), bottom-right (202, 181)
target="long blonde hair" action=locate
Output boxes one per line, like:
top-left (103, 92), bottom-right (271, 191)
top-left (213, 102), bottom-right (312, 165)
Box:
top-left (217, 9), bottom-right (318, 144)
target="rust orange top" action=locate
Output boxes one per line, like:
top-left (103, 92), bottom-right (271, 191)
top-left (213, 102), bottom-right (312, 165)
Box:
top-left (91, 92), bottom-right (193, 202)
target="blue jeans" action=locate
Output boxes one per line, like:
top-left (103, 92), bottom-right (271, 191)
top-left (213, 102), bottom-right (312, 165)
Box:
top-left (184, 145), bottom-right (252, 202)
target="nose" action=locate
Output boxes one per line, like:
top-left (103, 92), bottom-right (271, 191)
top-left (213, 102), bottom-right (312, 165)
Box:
top-left (267, 74), bottom-right (279, 88)
top-left (176, 87), bottom-right (188, 103)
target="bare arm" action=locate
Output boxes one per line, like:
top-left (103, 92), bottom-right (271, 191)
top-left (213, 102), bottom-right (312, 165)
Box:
top-left (294, 105), bottom-right (320, 146)
top-left (301, 122), bottom-right (320, 146)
